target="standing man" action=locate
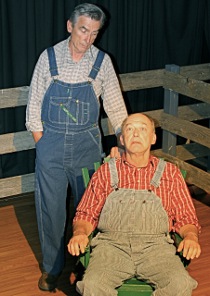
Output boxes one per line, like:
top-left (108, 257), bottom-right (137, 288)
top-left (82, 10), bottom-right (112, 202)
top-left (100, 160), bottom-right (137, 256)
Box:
top-left (26, 3), bottom-right (127, 292)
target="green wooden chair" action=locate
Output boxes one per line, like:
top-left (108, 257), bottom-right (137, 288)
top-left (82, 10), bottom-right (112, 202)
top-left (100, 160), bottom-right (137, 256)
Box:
top-left (80, 161), bottom-right (190, 296)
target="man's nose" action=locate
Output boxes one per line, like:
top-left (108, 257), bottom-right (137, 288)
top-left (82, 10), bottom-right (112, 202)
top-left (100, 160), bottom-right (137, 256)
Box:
top-left (133, 128), bottom-right (139, 136)
top-left (85, 33), bottom-right (92, 43)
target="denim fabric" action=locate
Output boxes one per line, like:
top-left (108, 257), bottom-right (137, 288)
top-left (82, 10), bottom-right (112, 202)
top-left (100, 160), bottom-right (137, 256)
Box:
top-left (34, 48), bottom-right (104, 275)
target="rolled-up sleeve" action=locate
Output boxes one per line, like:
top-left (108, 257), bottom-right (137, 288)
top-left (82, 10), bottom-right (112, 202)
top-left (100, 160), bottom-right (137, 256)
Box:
top-left (73, 164), bottom-right (111, 229)
top-left (170, 168), bottom-right (201, 234)
top-left (100, 55), bottom-right (128, 135)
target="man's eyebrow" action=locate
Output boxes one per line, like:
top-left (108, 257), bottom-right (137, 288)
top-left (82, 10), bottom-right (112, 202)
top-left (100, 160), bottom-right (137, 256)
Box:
top-left (124, 123), bottom-right (132, 128)
top-left (80, 25), bottom-right (88, 30)
top-left (80, 26), bottom-right (99, 33)
top-left (125, 122), bottom-right (148, 127)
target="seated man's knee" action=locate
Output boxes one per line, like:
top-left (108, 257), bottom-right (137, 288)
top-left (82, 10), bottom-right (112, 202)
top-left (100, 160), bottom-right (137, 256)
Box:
top-left (154, 271), bottom-right (197, 296)
top-left (173, 273), bottom-right (197, 296)
top-left (76, 275), bottom-right (118, 296)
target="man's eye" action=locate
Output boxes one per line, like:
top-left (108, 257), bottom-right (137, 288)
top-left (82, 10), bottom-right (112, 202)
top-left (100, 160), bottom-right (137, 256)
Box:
top-left (80, 28), bottom-right (87, 33)
top-left (127, 127), bottom-right (133, 132)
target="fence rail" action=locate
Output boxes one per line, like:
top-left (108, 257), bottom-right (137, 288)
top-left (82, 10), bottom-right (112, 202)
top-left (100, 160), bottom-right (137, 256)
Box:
top-left (1, 63), bottom-right (210, 198)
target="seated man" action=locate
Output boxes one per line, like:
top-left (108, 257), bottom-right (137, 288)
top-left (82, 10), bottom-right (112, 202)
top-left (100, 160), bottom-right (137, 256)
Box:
top-left (68, 113), bottom-right (201, 296)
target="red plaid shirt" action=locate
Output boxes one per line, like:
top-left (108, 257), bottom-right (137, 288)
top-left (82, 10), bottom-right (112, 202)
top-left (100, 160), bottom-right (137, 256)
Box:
top-left (74, 155), bottom-right (200, 233)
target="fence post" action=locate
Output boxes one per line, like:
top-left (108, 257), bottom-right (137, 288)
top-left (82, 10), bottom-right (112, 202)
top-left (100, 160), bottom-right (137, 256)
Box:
top-left (208, 120), bottom-right (210, 172)
top-left (0, 157), bottom-right (2, 178)
top-left (162, 64), bottom-right (180, 155)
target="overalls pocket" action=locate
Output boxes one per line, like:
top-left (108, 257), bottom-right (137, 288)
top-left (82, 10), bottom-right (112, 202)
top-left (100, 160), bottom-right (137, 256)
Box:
top-left (48, 96), bottom-right (90, 125)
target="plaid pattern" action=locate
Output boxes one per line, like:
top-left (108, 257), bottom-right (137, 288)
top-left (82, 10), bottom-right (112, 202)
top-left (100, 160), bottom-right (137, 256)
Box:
top-left (74, 155), bottom-right (201, 233)
top-left (26, 37), bottom-right (127, 133)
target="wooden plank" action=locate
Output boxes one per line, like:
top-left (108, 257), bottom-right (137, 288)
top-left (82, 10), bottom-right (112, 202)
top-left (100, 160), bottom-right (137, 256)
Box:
top-left (0, 131), bottom-right (34, 154)
top-left (158, 112), bottom-right (210, 149)
top-left (0, 86), bottom-right (29, 109)
top-left (146, 103), bottom-right (210, 124)
top-left (176, 102), bottom-right (210, 121)
top-left (119, 69), bottom-right (164, 91)
top-left (101, 103), bottom-right (210, 136)
top-left (176, 143), bottom-right (210, 160)
top-left (151, 150), bottom-right (210, 193)
top-left (180, 63), bottom-right (210, 81)
top-left (119, 63), bottom-right (210, 92)
top-left (0, 173), bottom-right (35, 198)
top-left (153, 143), bottom-right (210, 161)
top-left (163, 71), bottom-right (210, 104)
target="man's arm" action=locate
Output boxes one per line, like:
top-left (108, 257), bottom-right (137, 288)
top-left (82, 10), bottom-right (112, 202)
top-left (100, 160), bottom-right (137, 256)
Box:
top-left (25, 51), bottom-right (48, 132)
top-left (101, 54), bottom-right (127, 135)
top-left (167, 163), bottom-right (201, 260)
top-left (68, 163), bottom-right (111, 256)
top-left (178, 224), bottom-right (201, 260)
top-left (67, 220), bottom-right (94, 256)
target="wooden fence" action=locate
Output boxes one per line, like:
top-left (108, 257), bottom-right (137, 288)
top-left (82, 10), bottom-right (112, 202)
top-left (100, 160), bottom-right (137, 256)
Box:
top-left (0, 63), bottom-right (210, 198)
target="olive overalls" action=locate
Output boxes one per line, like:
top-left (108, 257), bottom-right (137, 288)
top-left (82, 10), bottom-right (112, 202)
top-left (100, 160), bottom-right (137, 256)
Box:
top-left (35, 47), bottom-right (104, 275)
top-left (77, 158), bottom-right (197, 296)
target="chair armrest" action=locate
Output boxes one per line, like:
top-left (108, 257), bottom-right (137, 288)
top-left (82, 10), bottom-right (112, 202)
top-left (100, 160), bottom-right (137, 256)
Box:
top-left (79, 232), bottom-right (94, 268)
top-left (170, 232), bottom-right (191, 267)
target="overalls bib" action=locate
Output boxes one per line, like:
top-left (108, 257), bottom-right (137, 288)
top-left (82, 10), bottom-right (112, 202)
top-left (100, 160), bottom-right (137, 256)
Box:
top-left (77, 158), bottom-right (197, 296)
top-left (35, 47), bottom-right (105, 275)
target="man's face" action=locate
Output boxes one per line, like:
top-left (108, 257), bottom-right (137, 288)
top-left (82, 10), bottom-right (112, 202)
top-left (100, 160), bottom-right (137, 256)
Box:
top-left (67, 16), bottom-right (101, 54)
top-left (120, 114), bottom-right (156, 155)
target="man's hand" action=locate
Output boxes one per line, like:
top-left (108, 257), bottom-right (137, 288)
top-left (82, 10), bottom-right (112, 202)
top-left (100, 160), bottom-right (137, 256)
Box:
top-left (32, 131), bottom-right (43, 143)
top-left (67, 234), bottom-right (89, 256)
top-left (68, 221), bottom-right (93, 256)
top-left (177, 233), bottom-right (201, 260)
top-left (109, 147), bottom-right (125, 158)
top-left (110, 146), bottom-right (121, 158)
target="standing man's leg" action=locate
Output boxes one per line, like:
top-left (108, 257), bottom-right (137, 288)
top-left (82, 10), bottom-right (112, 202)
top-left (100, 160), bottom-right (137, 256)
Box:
top-left (35, 131), bottom-right (69, 291)
top-left (66, 129), bottom-right (102, 208)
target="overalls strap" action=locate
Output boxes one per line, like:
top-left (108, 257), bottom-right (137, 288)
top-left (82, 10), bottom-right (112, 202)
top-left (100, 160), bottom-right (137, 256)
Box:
top-left (47, 47), bottom-right (59, 77)
top-left (150, 158), bottom-right (166, 188)
top-left (46, 47), bottom-right (104, 79)
top-left (108, 158), bottom-right (119, 190)
top-left (88, 50), bottom-right (105, 80)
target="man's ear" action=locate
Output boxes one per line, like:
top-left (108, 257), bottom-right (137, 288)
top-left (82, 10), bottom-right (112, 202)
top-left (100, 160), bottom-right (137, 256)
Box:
top-left (151, 133), bottom-right (157, 145)
top-left (120, 134), bottom-right (125, 146)
top-left (67, 20), bottom-right (73, 34)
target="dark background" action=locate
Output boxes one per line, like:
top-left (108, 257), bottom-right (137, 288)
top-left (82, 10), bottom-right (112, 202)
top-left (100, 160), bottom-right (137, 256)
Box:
top-left (0, 0), bottom-right (210, 177)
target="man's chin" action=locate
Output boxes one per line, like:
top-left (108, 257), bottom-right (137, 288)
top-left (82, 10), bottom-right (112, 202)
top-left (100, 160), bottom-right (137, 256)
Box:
top-left (80, 44), bottom-right (90, 52)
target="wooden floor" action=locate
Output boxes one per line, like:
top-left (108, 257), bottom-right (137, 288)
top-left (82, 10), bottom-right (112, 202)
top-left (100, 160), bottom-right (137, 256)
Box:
top-left (0, 190), bottom-right (210, 296)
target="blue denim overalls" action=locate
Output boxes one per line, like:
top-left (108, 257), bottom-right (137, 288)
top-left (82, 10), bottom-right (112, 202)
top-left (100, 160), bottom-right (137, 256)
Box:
top-left (35, 47), bottom-right (105, 275)
top-left (77, 158), bottom-right (197, 296)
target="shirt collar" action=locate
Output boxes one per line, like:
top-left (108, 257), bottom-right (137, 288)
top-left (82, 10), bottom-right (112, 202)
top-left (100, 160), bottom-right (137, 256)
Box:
top-left (120, 153), bottom-right (155, 168)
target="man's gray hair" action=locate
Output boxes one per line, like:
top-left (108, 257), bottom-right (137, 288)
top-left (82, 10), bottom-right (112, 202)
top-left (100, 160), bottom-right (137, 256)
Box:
top-left (69, 3), bottom-right (106, 29)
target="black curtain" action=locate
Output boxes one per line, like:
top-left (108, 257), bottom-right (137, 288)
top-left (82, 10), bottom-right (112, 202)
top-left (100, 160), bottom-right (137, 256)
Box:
top-left (0, 0), bottom-right (210, 177)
